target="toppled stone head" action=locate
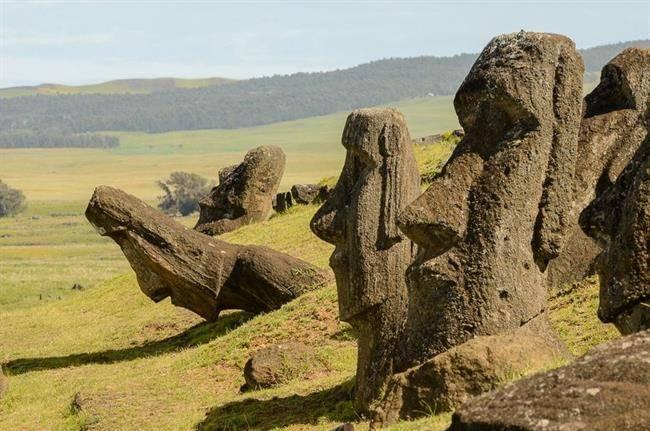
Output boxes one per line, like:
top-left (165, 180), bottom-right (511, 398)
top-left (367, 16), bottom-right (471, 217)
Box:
top-left (398, 31), bottom-right (583, 364)
top-left (195, 145), bottom-right (286, 235)
top-left (86, 186), bottom-right (329, 321)
top-left (310, 108), bottom-right (420, 413)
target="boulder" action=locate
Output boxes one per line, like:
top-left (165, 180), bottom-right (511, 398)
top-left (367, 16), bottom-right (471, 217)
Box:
top-left (243, 342), bottom-right (316, 389)
top-left (311, 108), bottom-right (421, 414)
top-left (548, 47), bottom-right (650, 289)
top-left (579, 109), bottom-right (649, 334)
top-left (373, 316), bottom-right (569, 426)
top-left (195, 145), bottom-right (285, 235)
top-left (85, 186), bottom-right (329, 321)
top-left (449, 330), bottom-right (650, 431)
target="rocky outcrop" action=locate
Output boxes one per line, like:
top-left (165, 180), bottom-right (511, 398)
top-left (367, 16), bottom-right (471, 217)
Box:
top-left (449, 330), bottom-right (650, 431)
top-left (579, 114), bottom-right (649, 334)
top-left (86, 186), bottom-right (329, 321)
top-left (371, 32), bottom-right (583, 426)
top-left (311, 108), bottom-right (420, 414)
top-left (242, 342), bottom-right (316, 390)
top-left (195, 145), bottom-right (285, 235)
top-left (548, 47), bottom-right (650, 289)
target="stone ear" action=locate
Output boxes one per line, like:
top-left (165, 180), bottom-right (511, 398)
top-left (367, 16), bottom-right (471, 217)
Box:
top-left (378, 123), bottom-right (405, 248)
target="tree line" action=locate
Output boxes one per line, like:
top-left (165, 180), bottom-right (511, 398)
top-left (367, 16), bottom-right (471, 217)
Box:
top-left (0, 39), bottom-right (647, 148)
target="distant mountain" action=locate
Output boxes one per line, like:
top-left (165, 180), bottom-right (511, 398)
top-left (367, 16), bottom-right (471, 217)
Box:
top-left (0, 77), bottom-right (234, 98)
top-left (0, 39), bottom-right (647, 148)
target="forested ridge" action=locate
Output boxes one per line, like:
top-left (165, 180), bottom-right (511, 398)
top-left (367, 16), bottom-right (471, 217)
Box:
top-left (1, 39), bottom-right (647, 148)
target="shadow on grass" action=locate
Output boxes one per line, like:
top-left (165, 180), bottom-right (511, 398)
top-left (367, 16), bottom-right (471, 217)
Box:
top-left (196, 379), bottom-right (357, 431)
top-left (4, 311), bottom-right (252, 375)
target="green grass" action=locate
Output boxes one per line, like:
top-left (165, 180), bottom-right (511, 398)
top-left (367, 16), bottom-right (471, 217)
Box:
top-left (0, 96), bottom-right (459, 202)
top-left (0, 77), bottom-right (234, 98)
top-left (0, 199), bottom-right (619, 430)
top-left (0, 98), bottom-right (618, 430)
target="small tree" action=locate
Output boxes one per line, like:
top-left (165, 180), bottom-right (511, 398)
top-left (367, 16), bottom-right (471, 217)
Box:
top-left (0, 180), bottom-right (26, 217)
top-left (157, 171), bottom-right (211, 216)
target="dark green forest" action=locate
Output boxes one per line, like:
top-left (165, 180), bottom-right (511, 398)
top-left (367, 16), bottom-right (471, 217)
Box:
top-left (1, 39), bottom-right (647, 148)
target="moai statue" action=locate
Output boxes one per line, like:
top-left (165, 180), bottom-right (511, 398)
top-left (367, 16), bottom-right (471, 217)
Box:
top-left (86, 186), bottom-right (329, 322)
top-left (580, 117), bottom-right (649, 334)
top-left (310, 108), bottom-right (420, 414)
top-left (548, 47), bottom-right (650, 288)
top-left (195, 145), bottom-right (285, 235)
top-left (372, 32), bottom-right (584, 426)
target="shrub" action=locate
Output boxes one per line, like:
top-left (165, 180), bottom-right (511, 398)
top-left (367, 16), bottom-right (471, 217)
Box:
top-left (0, 180), bottom-right (26, 217)
top-left (157, 171), bottom-right (212, 216)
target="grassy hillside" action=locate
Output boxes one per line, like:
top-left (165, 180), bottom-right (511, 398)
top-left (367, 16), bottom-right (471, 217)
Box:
top-left (0, 197), bottom-right (619, 430)
top-left (0, 77), bottom-right (234, 98)
top-left (0, 96), bottom-right (459, 202)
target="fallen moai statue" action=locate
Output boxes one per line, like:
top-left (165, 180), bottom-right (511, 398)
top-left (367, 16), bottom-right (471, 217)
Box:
top-left (548, 47), bottom-right (650, 288)
top-left (449, 329), bottom-right (650, 431)
top-left (311, 108), bottom-right (421, 414)
top-left (580, 113), bottom-right (649, 334)
top-left (195, 145), bottom-right (285, 235)
top-left (369, 31), bottom-right (583, 426)
top-left (86, 186), bottom-right (329, 321)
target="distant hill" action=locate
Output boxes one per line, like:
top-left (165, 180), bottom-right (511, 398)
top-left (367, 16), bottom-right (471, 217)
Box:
top-left (0, 77), bottom-right (234, 98)
top-left (0, 39), bottom-right (647, 148)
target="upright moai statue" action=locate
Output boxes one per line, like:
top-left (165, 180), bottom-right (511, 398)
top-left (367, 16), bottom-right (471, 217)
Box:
top-left (398, 31), bottom-right (584, 364)
top-left (310, 108), bottom-right (420, 414)
top-left (371, 32), bottom-right (583, 426)
top-left (580, 114), bottom-right (649, 334)
top-left (195, 145), bottom-right (286, 235)
top-left (548, 47), bottom-right (650, 288)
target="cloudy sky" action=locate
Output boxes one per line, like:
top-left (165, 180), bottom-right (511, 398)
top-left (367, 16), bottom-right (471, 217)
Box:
top-left (1, 0), bottom-right (648, 87)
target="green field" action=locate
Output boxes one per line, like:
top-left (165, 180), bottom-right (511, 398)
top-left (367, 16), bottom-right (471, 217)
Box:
top-left (0, 77), bottom-right (234, 98)
top-left (0, 96), bottom-right (459, 202)
top-left (0, 96), bottom-right (619, 430)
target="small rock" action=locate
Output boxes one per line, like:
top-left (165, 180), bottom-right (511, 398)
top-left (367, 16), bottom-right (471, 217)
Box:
top-left (290, 184), bottom-right (322, 205)
top-left (243, 342), bottom-right (316, 390)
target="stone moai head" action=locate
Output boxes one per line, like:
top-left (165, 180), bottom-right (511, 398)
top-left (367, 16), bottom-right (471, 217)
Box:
top-left (580, 122), bottom-right (649, 335)
top-left (398, 32), bottom-right (584, 363)
top-left (310, 107), bottom-right (420, 414)
top-left (310, 108), bottom-right (420, 322)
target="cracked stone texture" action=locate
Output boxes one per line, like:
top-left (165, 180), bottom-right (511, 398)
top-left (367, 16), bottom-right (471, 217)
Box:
top-left (449, 329), bottom-right (650, 431)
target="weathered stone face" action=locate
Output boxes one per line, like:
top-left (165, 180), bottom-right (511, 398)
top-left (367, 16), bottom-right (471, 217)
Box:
top-left (310, 108), bottom-right (420, 414)
top-left (449, 329), bottom-right (650, 431)
top-left (398, 32), bottom-right (584, 364)
top-left (195, 145), bottom-right (285, 235)
top-left (86, 186), bottom-right (329, 322)
top-left (580, 127), bottom-right (649, 334)
top-left (548, 47), bottom-right (650, 289)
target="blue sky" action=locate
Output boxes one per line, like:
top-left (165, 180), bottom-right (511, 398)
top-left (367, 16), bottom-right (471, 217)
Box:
top-left (1, 1), bottom-right (648, 87)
